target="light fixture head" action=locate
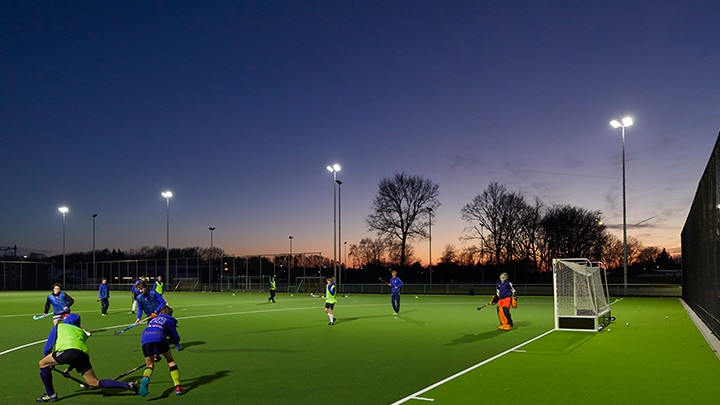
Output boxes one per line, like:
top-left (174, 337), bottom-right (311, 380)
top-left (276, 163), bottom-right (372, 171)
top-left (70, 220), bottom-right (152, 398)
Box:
top-left (622, 117), bottom-right (633, 127)
top-left (58, 206), bottom-right (69, 214)
top-left (327, 163), bottom-right (341, 172)
top-left (610, 120), bottom-right (621, 128)
top-left (162, 191), bottom-right (173, 199)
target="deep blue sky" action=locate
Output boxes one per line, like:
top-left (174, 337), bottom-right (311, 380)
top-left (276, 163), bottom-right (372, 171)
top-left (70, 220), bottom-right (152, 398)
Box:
top-left (2, 1), bottom-right (718, 263)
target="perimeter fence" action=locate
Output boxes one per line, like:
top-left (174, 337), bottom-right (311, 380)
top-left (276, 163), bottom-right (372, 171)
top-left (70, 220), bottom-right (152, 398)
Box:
top-left (682, 130), bottom-right (720, 339)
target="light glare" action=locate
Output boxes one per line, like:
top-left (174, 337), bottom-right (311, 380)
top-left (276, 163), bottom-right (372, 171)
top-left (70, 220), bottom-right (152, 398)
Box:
top-left (58, 206), bottom-right (69, 214)
top-left (162, 191), bottom-right (173, 199)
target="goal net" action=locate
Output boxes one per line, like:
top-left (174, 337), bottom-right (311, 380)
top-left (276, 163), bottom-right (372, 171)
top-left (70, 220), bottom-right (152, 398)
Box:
top-left (295, 276), bottom-right (325, 293)
top-left (553, 258), bottom-right (612, 331)
top-left (174, 278), bottom-right (200, 292)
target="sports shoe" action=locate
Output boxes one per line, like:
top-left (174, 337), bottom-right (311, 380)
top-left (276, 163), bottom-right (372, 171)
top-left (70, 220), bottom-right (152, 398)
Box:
top-left (36, 393), bottom-right (58, 402)
top-left (393, 312), bottom-right (398, 316)
top-left (139, 377), bottom-right (149, 397)
top-left (129, 381), bottom-right (139, 395)
top-left (175, 385), bottom-right (187, 395)
top-left (498, 324), bottom-right (512, 331)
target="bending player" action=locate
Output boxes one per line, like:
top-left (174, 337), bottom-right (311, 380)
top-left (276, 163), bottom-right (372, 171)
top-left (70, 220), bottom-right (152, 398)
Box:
top-left (495, 272), bottom-right (516, 330)
top-left (138, 306), bottom-right (186, 396)
top-left (36, 313), bottom-right (137, 402)
top-left (43, 283), bottom-right (75, 325)
top-left (134, 280), bottom-right (167, 326)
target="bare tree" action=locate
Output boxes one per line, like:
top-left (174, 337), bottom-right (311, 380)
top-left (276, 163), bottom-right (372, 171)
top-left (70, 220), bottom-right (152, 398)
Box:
top-left (440, 244), bottom-right (458, 264)
top-left (349, 237), bottom-right (387, 268)
top-left (461, 182), bottom-right (529, 266)
top-left (367, 173), bottom-right (440, 268)
top-left (540, 205), bottom-right (605, 266)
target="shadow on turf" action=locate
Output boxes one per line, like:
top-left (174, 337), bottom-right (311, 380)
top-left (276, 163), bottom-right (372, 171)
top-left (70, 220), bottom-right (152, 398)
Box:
top-left (146, 370), bottom-right (231, 400)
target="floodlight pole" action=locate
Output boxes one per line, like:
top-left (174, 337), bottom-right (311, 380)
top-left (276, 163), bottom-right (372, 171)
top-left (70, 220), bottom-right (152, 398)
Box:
top-left (327, 164), bottom-right (341, 284)
top-left (59, 206), bottom-right (69, 286)
top-left (162, 191), bottom-right (173, 286)
top-left (610, 117), bottom-right (633, 296)
top-left (428, 207), bottom-right (433, 286)
top-left (209, 227), bottom-right (216, 286)
top-left (92, 214), bottom-right (97, 281)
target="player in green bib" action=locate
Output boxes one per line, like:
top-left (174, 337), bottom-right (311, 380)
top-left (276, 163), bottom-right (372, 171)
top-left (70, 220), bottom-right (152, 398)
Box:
top-left (323, 277), bottom-right (337, 325)
top-left (268, 275), bottom-right (276, 303)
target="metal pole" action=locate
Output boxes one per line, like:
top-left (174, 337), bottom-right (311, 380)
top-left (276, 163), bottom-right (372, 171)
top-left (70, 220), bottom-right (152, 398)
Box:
top-left (93, 214), bottom-right (97, 281)
top-left (428, 208), bottom-right (432, 286)
top-left (336, 179), bottom-right (342, 286)
top-left (209, 227), bottom-right (215, 287)
top-left (62, 212), bottom-right (66, 286)
top-left (621, 126), bottom-right (628, 296)
top-left (333, 171), bottom-right (337, 282)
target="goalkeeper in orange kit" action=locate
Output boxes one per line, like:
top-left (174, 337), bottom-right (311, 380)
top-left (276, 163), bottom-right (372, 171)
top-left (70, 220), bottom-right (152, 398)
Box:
top-left (494, 272), bottom-right (517, 330)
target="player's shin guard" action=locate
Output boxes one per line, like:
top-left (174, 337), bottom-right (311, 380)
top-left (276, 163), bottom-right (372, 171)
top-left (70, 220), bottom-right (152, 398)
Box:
top-left (502, 307), bottom-right (513, 326)
top-left (497, 306), bottom-right (509, 326)
top-left (169, 365), bottom-right (181, 386)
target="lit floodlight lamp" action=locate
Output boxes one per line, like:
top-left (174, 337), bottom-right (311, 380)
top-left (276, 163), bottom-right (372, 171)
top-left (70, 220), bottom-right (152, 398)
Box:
top-left (326, 164), bottom-right (341, 173)
top-left (58, 206), bottom-right (69, 214)
top-left (161, 191), bottom-right (173, 199)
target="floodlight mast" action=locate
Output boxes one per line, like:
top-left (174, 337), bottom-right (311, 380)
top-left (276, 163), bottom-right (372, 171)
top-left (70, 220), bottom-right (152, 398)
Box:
top-left (609, 117), bottom-right (633, 296)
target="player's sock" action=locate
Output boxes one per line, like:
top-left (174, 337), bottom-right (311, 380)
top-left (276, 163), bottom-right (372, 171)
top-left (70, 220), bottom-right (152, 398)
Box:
top-left (40, 367), bottom-right (55, 395)
top-left (143, 366), bottom-right (154, 378)
top-left (327, 313), bottom-right (333, 321)
top-left (169, 365), bottom-right (181, 386)
top-left (98, 379), bottom-right (131, 389)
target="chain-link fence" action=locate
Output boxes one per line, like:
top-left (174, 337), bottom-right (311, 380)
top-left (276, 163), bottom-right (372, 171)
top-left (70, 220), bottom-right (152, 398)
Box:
top-left (681, 130), bottom-right (720, 339)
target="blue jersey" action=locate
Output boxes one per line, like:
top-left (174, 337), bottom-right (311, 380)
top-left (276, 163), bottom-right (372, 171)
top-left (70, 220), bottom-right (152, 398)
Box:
top-left (131, 279), bottom-right (142, 295)
top-left (496, 280), bottom-right (515, 299)
top-left (140, 314), bottom-right (180, 346)
top-left (135, 290), bottom-right (167, 320)
top-left (390, 276), bottom-right (403, 294)
top-left (98, 283), bottom-right (109, 299)
top-left (44, 292), bottom-right (74, 315)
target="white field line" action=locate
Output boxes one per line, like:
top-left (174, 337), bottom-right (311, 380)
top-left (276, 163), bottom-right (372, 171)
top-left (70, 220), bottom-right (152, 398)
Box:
top-left (390, 329), bottom-right (556, 405)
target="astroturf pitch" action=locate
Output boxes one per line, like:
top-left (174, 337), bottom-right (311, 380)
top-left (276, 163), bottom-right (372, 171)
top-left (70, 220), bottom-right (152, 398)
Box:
top-left (2, 291), bottom-right (719, 404)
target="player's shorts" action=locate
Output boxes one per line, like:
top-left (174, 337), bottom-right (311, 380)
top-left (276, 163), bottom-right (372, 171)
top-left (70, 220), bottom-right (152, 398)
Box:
top-left (497, 297), bottom-right (512, 309)
top-left (325, 303), bottom-right (335, 310)
top-left (53, 349), bottom-right (92, 374)
top-left (142, 342), bottom-right (171, 359)
top-left (53, 313), bottom-right (69, 324)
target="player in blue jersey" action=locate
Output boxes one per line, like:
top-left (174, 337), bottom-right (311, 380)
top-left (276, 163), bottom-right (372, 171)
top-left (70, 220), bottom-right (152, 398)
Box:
top-left (389, 270), bottom-right (404, 315)
top-left (138, 306), bottom-right (186, 397)
top-left (134, 280), bottom-right (167, 325)
top-left (43, 283), bottom-right (75, 325)
top-left (98, 277), bottom-right (110, 316)
top-left (131, 276), bottom-right (146, 314)
top-left (36, 313), bottom-right (138, 402)
top-left (495, 272), bottom-right (516, 330)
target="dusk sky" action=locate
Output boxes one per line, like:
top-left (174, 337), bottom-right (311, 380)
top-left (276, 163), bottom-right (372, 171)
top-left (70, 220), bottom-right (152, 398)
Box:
top-left (2, 1), bottom-right (718, 264)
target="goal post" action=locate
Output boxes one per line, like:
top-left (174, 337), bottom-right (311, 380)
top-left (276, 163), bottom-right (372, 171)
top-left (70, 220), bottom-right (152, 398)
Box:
top-left (553, 258), bottom-right (613, 331)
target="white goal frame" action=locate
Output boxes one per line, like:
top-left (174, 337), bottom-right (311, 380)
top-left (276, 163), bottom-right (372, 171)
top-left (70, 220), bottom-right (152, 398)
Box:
top-left (552, 258), bottom-right (612, 331)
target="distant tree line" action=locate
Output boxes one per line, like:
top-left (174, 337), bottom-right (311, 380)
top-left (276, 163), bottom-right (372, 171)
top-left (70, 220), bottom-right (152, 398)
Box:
top-left (15, 174), bottom-right (679, 284)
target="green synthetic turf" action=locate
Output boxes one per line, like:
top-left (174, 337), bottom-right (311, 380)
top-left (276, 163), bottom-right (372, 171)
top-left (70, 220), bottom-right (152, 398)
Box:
top-left (1, 292), bottom-right (719, 404)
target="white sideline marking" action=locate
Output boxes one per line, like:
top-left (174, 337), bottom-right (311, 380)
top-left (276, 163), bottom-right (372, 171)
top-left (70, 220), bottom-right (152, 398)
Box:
top-left (391, 329), bottom-right (555, 405)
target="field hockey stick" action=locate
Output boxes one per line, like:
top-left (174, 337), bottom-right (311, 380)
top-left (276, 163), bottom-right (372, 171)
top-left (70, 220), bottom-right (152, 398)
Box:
top-left (309, 292), bottom-right (321, 298)
top-left (378, 277), bottom-right (391, 286)
top-left (477, 303), bottom-right (493, 310)
top-left (52, 367), bottom-right (88, 388)
top-left (114, 363), bottom-right (146, 380)
top-left (33, 313), bottom-right (52, 320)
top-left (114, 316), bottom-right (151, 335)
